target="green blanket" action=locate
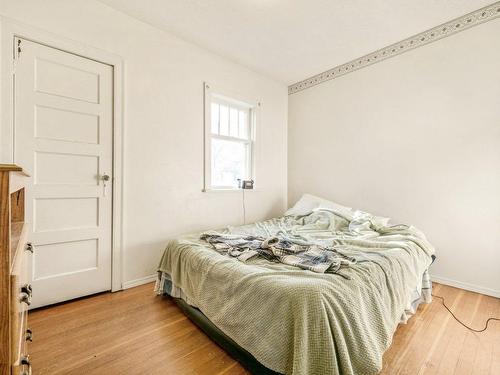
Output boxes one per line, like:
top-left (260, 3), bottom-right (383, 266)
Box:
top-left (157, 208), bottom-right (435, 375)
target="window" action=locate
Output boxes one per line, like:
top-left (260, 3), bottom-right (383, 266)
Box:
top-left (204, 85), bottom-right (257, 190)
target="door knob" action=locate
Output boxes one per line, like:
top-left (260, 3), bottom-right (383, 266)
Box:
top-left (100, 174), bottom-right (111, 197)
top-left (25, 243), bottom-right (33, 253)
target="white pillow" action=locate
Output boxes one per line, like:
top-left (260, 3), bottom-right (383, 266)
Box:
top-left (285, 194), bottom-right (392, 226)
top-left (285, 194), bottom-right (353, 217)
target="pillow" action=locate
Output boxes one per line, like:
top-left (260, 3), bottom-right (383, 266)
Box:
top-left (285, 194), bottom-right (391, 226)
top-left (285, 194), bottom-right (353, 217)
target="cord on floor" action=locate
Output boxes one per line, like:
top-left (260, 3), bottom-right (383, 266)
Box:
top-left (432, 294), bottom-right (500, 333)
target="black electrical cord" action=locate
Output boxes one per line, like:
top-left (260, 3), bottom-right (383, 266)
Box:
top-left (432, 294), bottom-right (500, 333)
top-left (242, 187), bottom-right (246, 225)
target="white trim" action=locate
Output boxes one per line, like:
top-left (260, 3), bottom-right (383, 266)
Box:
top-left (431, 275), bottom-right (500, 299)
top-left (203, 82), bottom-right (261, 192)
top-left (288, 2), bottom-right (500, 94)
top-left (203, 187), bottom-right (261, 193)
top-left (122, 274), bottom-right (157, 289)
top-left (212, 95), bottom-right (252, 110)
top-left (211, 134), bottom-right (251, 145)
top-left (0, 16), bottom-right (125, 292)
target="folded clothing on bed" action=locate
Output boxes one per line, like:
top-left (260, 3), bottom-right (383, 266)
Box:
top-left (156, 197), bottom-right (436, 375)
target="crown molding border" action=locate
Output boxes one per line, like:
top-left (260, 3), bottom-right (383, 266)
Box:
top-left (288, 2), bottom-right (500, 95)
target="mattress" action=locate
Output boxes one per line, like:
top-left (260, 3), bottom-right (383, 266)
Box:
top-left (155, 206), bottom-right (435, 375)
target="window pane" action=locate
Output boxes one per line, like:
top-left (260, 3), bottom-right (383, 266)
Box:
top-left (229, 107), bottom-right (238, 137)
top-left (219, 105), bottom-right (229, 136)
top-left (211, 103), bottom-right (219, 134)
top-left (211, 138), bottom-right (247, 188)
top-left (238, 110), bottom-right (248, 139)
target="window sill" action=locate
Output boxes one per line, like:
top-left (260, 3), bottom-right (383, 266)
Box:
top-left (202, 188), bottom-right (260, 193)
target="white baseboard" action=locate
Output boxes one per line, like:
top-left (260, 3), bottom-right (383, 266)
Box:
top-left (122, 274), bottom-right (157, 289)
top-left (431, 275), bottom-right (500, 299)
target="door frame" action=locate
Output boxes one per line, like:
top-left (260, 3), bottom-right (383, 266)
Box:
top-left (0, 16), bottom-right (125, 292)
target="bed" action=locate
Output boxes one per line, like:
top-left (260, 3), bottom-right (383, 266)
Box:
top-left (155, 194), bottom-right (435, 375)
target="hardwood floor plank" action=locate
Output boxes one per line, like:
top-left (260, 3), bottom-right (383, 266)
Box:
top-left (381, 283), bottom-right (445, 374)
top-left (388, 285), bottom-right (462, 374)
top-left (32, 303), bottom-right (184, 373)
top-left (29, 282), bottom-right (500, 375)
top-left (431, 290), bottom-right (480, 375)
top-left (469, 295), bottom-right (496, 375)
top-left (489, 298), bottom-right (500, 375)
top-left (453, 293), bottom-right (489, 375)
top-left (64, 320), bottom-right (211, 375)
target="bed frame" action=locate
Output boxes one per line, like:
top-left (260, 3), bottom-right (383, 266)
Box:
top-left (173, 298), bottom-right (282, 375)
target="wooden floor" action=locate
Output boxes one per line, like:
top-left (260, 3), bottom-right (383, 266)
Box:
top-left (29, 282), bottom-right (500, 375)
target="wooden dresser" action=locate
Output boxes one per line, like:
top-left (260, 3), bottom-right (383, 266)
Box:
top-left (0, 164), bottom-right (31, 375)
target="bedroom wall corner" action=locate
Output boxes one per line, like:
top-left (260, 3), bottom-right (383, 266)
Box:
top-left (287, 18), bottom-right (500, 297)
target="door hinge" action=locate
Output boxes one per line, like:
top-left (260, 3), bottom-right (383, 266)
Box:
top-left (15, 38), bottom-right (22, 59)
top-left (13, 38), bottom-right (22, 73)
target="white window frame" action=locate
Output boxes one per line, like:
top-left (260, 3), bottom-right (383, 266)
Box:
top-left (203, 83), bottom-right (259, 191)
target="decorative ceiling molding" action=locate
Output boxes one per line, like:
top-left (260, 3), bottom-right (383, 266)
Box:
top-left (288, 2), bottom-right (500, 95)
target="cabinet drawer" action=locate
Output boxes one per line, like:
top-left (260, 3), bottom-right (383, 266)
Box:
top-left (11, 309), bottom-right (29, 375)
top-left (10, 230), bottom-right (31, 375)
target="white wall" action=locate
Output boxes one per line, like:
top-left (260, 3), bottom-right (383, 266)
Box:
top-left (0, 0), bottom-right (288, 286)
top-left (288, 19), bottom-right (500, 297)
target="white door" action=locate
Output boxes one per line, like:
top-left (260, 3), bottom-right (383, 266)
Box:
top-left (14, 38), bottom-right (114, 308)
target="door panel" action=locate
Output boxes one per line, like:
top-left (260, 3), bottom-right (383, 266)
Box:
top-left (35, 57), bottom-right (100, 103)
top-left (35, 105), bottom-right (100, 144)
top-left (33, 239), bottom-right (98, 280)
top-left (14, 38), bottom-right (113, 308)
top-left (35, 152), bottom-right (99, 185)
top-left (33, 198), bottom-right (99, 232)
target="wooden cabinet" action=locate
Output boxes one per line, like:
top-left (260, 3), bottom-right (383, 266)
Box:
top-left (0, 164), bottom-right (31, 375)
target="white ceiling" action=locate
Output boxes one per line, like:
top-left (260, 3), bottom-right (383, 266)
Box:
top-left (99, 0), bottom-right (494, 84)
